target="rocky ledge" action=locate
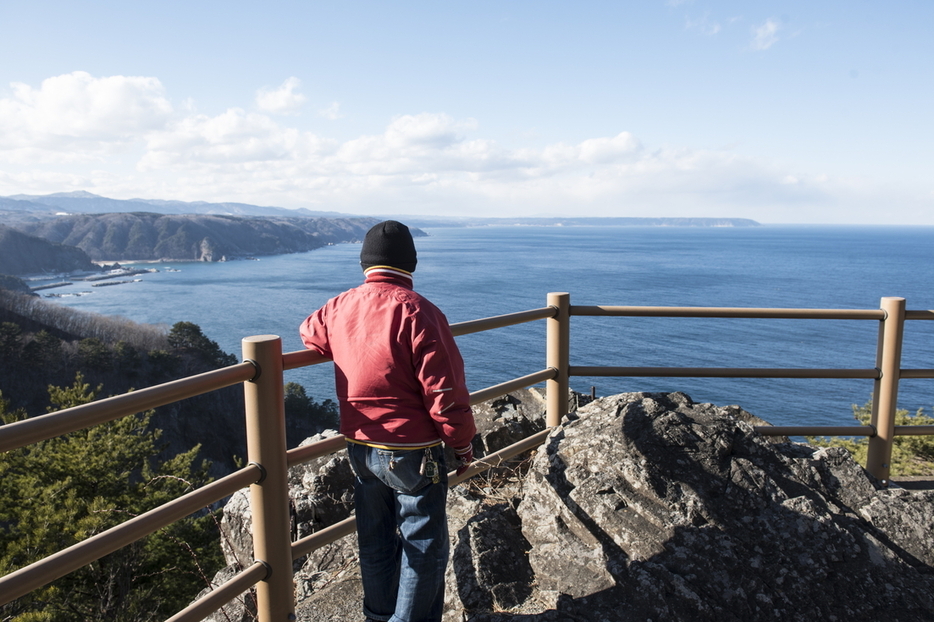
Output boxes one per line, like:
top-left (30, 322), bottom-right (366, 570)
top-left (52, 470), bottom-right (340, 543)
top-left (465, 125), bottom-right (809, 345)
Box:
top-left (205, 391), bottom-right (934, 621)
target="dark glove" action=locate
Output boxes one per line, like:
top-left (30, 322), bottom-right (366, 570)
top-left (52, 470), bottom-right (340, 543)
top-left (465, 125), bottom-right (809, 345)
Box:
top-left (454, 444), bottom-right (474, 476)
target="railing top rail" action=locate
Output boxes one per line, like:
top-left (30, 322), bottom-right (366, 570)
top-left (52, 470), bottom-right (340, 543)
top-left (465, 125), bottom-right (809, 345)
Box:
top-left (571, 305), bottom-right (886, 320)
top-left (279, 306), bottom-right (555, 374)
top-left (450, 306), bottom-right (556, 337)
top-left (905, 310), bottom-right (934, 320)
top-left (0, 361), bottom-right (257, 454)
top-left (283, 348), bottom-right (330, 370)
top-left (469, 368), bottom-right (556, 406)
top-left (287, 433), bottom-right (347, 468)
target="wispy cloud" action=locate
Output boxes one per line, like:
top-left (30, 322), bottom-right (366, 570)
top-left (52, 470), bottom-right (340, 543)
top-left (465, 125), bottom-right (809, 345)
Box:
top-left (255, 77), bottom-right (307, 115)
top-left (685, 12), bottom-right (721, 36)
top-left (751, 18), bottom-right (781, 51)
top-left (318, 102), bottom-right (343, 120)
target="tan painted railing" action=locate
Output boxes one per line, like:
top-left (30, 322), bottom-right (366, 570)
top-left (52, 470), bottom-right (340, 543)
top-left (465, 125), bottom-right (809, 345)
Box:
top-left (555, 294), bottom-right (934, 485)
top-left (1, 293), bottom-right (932, 621)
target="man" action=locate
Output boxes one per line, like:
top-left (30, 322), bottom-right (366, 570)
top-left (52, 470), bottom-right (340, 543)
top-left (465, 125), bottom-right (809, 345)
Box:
top-left (300, 220), bottom-right (476, 622)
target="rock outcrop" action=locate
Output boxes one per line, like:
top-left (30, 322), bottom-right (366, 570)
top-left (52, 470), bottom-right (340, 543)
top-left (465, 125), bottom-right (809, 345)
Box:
top-left (506, 392), bottom-right (934, 621)
top-left (205, 391), bottom-right (934, 621)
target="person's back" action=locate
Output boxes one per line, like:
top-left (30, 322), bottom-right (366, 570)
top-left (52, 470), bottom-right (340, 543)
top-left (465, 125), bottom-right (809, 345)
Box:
top-left (300, 220), bottom-right (476, 622)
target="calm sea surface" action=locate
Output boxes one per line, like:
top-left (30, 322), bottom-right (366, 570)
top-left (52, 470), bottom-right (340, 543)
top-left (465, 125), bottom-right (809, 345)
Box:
top-left (35, 225), bottom-right (934, 428)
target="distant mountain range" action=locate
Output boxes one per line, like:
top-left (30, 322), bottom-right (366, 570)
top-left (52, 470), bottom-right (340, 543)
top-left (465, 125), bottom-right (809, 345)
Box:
top-left (0, 191), bottom-right (760, 228)
top-left (0, 191), bottom-right (350, 219)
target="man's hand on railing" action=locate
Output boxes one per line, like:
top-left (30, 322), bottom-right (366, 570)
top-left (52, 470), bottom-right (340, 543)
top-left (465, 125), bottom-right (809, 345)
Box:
top-left (453, 444), bottom-right (474, 476)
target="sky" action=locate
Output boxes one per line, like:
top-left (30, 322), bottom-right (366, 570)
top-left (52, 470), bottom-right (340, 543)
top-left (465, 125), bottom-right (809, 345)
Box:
top-left (0, 1), bottom-right (931, 224)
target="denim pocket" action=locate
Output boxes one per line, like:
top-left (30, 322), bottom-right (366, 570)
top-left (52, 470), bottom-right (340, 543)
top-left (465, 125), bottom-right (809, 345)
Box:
top-left (377, 448), bottom-right (430, 494)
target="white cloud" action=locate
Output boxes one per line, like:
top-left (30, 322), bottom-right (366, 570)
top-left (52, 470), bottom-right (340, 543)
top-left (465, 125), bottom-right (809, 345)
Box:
top-left (752, 18), bottom-right (781, 51)
top-left (0, 71), bottom-right (172, 159)
top-left (141, 107), bottom-right (318, 168)
top-left (384, 113), bottom-right (477, 149)
top-left (255, 77), bottom-right (307, 115)
top-left (578, 132), bottom-right (641, 164)
top-left (318, 102), bottom-right (343, 120)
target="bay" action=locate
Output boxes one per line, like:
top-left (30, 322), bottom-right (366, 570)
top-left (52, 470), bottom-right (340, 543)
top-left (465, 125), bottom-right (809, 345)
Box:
top-left (37, 225), bottom-right (934, 429)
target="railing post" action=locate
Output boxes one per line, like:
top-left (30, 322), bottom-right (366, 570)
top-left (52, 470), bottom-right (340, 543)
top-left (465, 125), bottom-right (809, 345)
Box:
top-left (546, 292), bottom-right (570, 427)
top-left (866, 297), bottom-right (906, 485)
top-left (242, 335), bottom-right (295, 622)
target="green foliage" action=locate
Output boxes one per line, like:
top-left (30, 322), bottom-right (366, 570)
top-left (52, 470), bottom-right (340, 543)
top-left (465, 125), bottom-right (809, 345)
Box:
top-left (809, 398), bottom-right (934, 476)
top-left (23, 330), bottom-right (62, 368)
top-left (284, 381), bottom-right (339, 429)
top-left (0, 374), bottom-right (223, 622)
top-left (78, 337), bottom-right (113, 370)
top-left (167, 321), bottom-right (236, 368)
top-left (113, 340), bottom-right (141, 371)
top-left (0, 321), bottom-right (22, 358)
top-left (145, 348), bottom-right (179, 379)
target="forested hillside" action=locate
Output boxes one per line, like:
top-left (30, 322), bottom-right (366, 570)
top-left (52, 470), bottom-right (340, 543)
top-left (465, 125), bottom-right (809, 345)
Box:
top-left (0, 224), bottom-right (100, 275)
top-left (0, 287), bottom-right (336, 472)
top-left (11, 212), bottom-right (378, 261)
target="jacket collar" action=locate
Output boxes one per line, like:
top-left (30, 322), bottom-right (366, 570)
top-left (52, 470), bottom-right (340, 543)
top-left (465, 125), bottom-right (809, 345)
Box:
top-left (363, 266), bottom-right (414, 288)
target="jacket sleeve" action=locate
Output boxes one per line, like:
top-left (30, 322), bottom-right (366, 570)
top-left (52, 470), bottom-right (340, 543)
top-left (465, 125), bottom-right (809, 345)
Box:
top-left (299, 305), bottom-right (332, 358)
top-left (411, 307), bottom-right (476, 449)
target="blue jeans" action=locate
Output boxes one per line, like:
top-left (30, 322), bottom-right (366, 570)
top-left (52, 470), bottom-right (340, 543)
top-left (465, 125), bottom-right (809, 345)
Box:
top-left (346, 442), bottom-right (449, 622)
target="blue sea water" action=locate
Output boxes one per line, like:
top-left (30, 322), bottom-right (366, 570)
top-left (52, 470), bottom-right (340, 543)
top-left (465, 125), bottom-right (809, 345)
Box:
top-left (36, 225), bottom-right (934, 428)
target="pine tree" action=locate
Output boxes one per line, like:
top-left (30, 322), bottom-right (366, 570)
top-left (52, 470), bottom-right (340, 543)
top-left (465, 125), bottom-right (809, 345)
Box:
top-left (0, 374), bottom-right (224, 622)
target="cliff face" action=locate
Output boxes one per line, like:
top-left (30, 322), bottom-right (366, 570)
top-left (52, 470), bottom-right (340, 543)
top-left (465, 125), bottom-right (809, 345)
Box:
top-left (0, 224), bottom-right (99, 275)
top-left (208, 391), bottom-right (934, 622)
top-left (12, 213), bottom-right (380, 261)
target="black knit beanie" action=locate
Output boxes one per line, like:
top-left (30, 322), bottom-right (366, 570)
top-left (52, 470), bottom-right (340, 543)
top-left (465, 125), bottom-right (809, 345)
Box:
top-left (360, 220), bottom-right (417, 273)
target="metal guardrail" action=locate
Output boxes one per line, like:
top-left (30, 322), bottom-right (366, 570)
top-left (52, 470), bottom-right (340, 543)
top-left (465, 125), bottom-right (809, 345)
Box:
top-left (2, 294), bottom-right (933, 622)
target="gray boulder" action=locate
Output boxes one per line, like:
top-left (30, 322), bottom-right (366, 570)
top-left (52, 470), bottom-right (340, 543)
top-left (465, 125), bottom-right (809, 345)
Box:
top-left (470, 388), bottom-right (547, 455)
top-left (504, 391), bottom-right (934, 621)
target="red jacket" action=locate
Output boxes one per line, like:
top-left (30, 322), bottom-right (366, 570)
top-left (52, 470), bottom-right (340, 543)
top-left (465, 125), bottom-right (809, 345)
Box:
top-left (300, 268), bottom-right (476, 450)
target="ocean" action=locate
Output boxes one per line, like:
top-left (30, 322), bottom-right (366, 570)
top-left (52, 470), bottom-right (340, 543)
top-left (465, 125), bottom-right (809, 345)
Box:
top-left (33, 224), bottom-right (934, 429)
